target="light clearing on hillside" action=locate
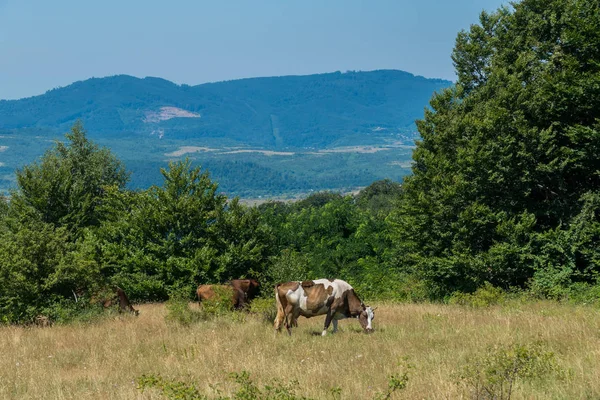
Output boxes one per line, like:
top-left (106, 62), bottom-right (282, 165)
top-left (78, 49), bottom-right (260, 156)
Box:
top-left (219, 149), bottom-right (295, 156)
top-left (144, 107), bottom-right (200, 123)
top-left (165, 146), bottom-right (217, 157)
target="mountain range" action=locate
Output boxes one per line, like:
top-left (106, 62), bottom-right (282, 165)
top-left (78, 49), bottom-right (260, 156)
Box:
top-left (0, 70), bottom-right (452, 197)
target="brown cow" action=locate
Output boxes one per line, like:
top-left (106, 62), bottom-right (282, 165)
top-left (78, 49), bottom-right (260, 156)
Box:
top-left (101, 287), bottom-right (139, 315)
top-left (230, 279), bottom-right (260, 307)
top-left (274, 279), bottom-right (375, 336)
top-left (196, 279), bottom-right (260, 309)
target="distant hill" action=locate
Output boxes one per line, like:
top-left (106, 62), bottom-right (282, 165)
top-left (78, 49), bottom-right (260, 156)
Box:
top-left (0, 70), bottom-right (452, 197)
top-left (0, 70), bottom-right (451, 148)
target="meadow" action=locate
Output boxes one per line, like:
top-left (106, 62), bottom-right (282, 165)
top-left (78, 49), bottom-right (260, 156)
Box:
top-left (1, 301), bottom-right (599, 399)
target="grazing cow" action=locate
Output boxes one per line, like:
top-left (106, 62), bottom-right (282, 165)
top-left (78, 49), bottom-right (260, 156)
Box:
top-left (230, 279), bottom-right (260, 308)
top-left (101, 287), bottom-right (139, 316)
top-left (197, 279), bottom-right (260, 309)
top-left (274, 279), bottom-right (375, 336)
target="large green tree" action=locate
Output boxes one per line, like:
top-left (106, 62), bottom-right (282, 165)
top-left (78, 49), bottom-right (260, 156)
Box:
top-left (391, 0), bottom-right (600, 295)
top-left (94, 159), bottom-right (271, 300)
top-left (11, 122), bottom-right (129, 234)
top-left (0, 123), bottom-right (128, 323)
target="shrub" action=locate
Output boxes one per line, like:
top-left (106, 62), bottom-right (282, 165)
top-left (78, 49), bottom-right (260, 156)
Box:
top-left (528, 269), bottom-right (600, 304)
top-left (259, 250), bottom-right (308, 293)
top-left (564, 282), bottom-right (600, 305)
top-left (138, 371), bottom-right (311, 400)
top-left (111, 272), bottom-right (168, 302)
top-left (40, 296), bottom-right (107, 325)
top-left (165, 286), bottom-right (203, 326)
top-left (198, 285), bottom-right (235, 319)
top-left (457, 343), bottom-right (561, 400)
top-left (249, 297), bottom-right (277, 324)
top-left (449, 283), bottom-right (506, 307)
top-left (138, 369), bottom-right (408, 400)
top-left (528, 267), bottom-right (574, 300)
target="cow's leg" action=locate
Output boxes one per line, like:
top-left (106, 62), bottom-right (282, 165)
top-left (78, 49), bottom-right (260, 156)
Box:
top-left (274, 289), bottom-right (286, 333)
top-left (322, 309), bottom-right (334, 336)
top-left (274, 303), bottom-right (291, 333)
top-left (284, 304), bottom-right (295, 335)
top-left (332, 319), bottom-right (339, 333)
top-left (274, 309), bottom-right (284, 332)
top-left (286, 307), bottom-right (300, 336)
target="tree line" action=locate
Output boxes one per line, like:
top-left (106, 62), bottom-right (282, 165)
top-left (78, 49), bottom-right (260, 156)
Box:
top-left (1, 0), bottom-right (599, 324)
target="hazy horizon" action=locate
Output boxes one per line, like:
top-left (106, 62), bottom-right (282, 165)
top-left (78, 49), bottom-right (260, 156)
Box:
top-left (0, 0), bottom-right (507, 100)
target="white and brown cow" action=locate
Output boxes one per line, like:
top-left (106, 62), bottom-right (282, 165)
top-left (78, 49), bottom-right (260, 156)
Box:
top-left (274, 279), bottom-right (375, 336)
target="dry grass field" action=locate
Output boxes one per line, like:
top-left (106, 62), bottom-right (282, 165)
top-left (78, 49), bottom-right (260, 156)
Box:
top-left (1, 301), bottom-right (600, 399)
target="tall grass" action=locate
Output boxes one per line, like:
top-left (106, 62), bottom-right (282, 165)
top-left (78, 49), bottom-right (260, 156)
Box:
top-left (1, 301), bottom-right (599, 399)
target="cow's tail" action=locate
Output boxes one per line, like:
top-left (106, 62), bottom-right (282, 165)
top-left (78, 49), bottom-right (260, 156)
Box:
top-left (274, 283), bottom-right (285, 331)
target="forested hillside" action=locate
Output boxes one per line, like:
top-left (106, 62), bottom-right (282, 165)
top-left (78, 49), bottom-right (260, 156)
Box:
top-left (1, 0), bottom-right (599, 325)
top-left (0, 70), bottom-right (450, 148)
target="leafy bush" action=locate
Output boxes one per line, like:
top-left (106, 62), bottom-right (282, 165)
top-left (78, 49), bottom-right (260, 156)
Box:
top-left (197, 285), bottom-right (235, 319)
top-left (449, 283), bottom-right (506, 308)
top-left (111, 272), bottom-right (168, 303)
top-left (563, 282), bottom-right (600, 305)
top-left (165, 286), bottom-right (204, 326)
top-left (528, 267), bottom-right (575, 300)
top-left (248, 297), bottom-right (277, 324)
top-left (39, 296), bottom-right (107, 325)
top-left (458, 343), bottom-right (561, 400)
top-left (259, 250), bottom-right (308, 292)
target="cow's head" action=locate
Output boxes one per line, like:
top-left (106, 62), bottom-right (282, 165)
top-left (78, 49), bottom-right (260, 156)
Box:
top-left (358, 304), bottom-right (375, 333)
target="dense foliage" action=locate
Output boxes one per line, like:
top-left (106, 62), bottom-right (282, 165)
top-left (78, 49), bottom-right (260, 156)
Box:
top-left (1, 0), bottom-right (599, 324)
top-left (390, 0), bottom-right (600, 296)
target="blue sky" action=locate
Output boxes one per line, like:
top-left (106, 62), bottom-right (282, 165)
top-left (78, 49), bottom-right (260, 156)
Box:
top-left (0, 0), bottom-right (507, 100)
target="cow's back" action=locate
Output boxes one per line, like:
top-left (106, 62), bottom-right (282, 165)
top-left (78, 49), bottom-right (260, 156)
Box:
top-left (311, 279), bottom-right (353, 300)
top-left (197, 285), bottom-right (218, 301)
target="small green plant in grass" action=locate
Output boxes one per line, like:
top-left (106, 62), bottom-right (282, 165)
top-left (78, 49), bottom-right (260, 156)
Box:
top-left (449, 282), bottom-right (506, 308)
top-left (373, 357), bottom-right (411, 400)
top-left (138, 368), bottom-right (408, 400)
top-left (166, 286), bottom-right (204, 326)
top-left (138, 371), bottom-right (312, 400)
top-left (138, 374), bottom-right (205, 400)
top-left (458, 342), bottom-right (561, 400)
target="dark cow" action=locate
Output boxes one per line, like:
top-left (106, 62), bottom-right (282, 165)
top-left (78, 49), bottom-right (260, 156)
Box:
top-left (196, 279), bottom-right (260, 309)
top-left (274, 278), bottom-right (375, 336)
top-left (101, 287), bottom-right (139, 315)
top-left (230, 279), bottom-right (260, 307)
